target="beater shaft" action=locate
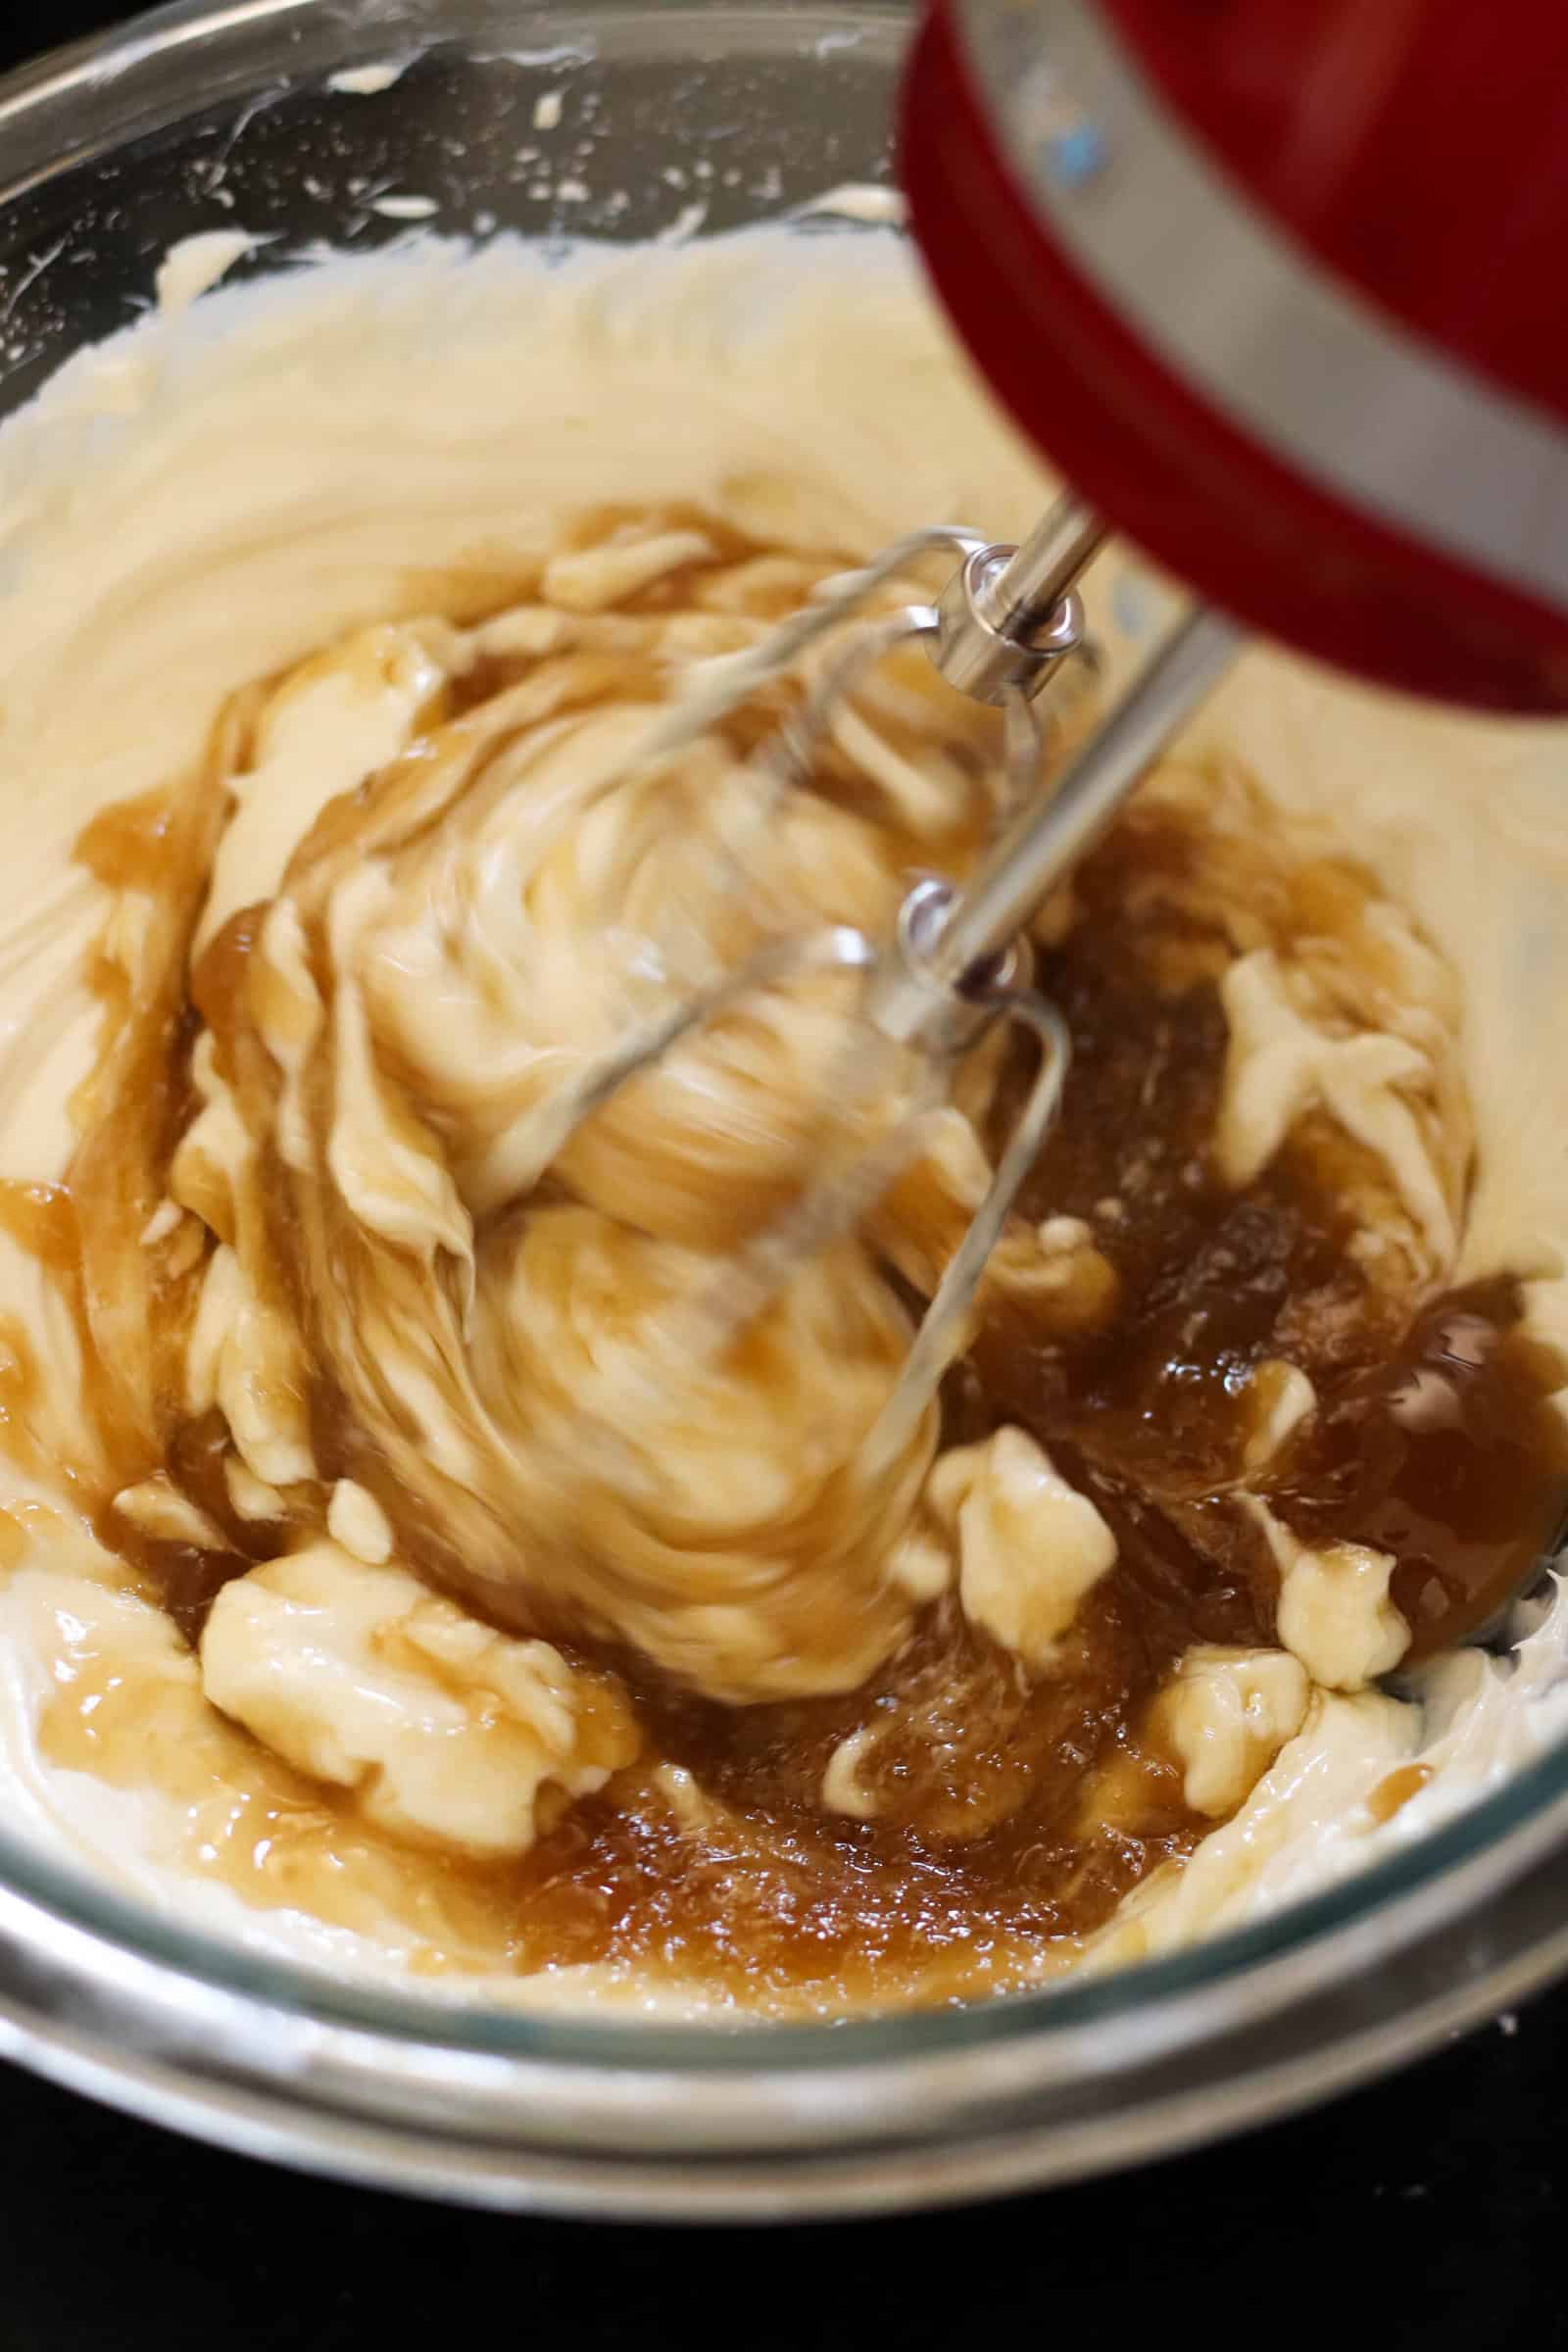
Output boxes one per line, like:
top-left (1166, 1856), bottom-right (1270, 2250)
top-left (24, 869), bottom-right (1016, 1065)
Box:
top-left (917, 605), bottom-right (1242, 992)
top-left (977, 494), bottom-right (1107, 633)
top-left (932, 493), bottom-right (1103, 705)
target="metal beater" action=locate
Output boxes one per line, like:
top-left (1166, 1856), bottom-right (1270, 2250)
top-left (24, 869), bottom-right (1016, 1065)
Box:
top-left (538, 494), bottom-right (1240, 1453)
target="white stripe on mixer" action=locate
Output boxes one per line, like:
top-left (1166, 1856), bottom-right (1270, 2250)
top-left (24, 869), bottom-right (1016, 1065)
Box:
top-left (953, 0), bottom-right (1568, 613)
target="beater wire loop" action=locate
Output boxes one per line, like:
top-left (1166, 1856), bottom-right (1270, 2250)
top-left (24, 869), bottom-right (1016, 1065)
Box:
top-left (867, 989), bottom-right (1071, 1472)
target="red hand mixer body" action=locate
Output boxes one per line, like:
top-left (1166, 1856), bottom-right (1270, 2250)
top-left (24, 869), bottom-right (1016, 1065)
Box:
top-left (902, 0), bottom-right (1568, 712)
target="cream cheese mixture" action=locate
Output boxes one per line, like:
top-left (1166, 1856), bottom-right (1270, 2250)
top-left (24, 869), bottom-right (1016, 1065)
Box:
top-left (0, 221), bottom-right (1566, 2016)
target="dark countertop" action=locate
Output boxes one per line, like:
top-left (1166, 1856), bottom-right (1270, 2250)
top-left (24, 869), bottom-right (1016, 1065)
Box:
top-left (1, 2007), bottom-right (1562, 2344)
top-left (0, 3), bottom-right (1560, 2342)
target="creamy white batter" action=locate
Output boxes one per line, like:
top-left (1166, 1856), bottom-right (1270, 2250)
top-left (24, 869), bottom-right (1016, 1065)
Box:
top-left (0, 220), bottom-right (1565, 2014)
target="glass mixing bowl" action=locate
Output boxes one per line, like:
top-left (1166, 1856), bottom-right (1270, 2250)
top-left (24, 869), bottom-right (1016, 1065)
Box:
top-left (2, 0), bottom-right (1568, 2221)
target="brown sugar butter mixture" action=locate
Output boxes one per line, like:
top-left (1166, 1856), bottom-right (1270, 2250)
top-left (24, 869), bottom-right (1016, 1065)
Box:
top-left (7, 505), bottom-right (1566, 2011)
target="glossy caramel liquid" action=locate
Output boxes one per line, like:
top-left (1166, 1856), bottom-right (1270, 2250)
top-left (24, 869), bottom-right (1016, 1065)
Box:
top-left (481, 794), bottom-right (1568, 2005)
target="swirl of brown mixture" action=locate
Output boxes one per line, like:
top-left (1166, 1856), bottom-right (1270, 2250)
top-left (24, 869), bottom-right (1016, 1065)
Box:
top-left (21, 505), bottom-right (1564, 2010)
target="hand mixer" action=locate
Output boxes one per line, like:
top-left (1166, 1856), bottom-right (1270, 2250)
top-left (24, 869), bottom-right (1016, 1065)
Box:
top-left (541, 0), bottom-right (1568, 1454)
